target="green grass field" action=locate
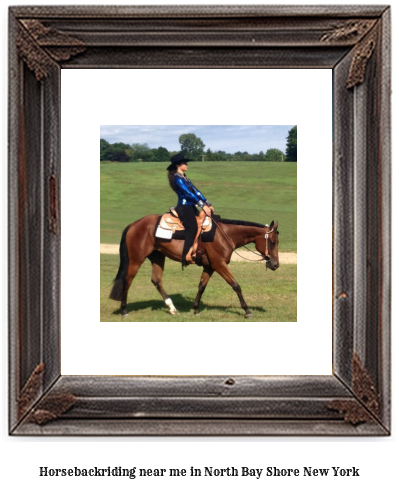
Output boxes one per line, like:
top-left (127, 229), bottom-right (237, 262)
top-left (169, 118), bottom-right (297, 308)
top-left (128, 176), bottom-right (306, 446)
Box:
top-left (101, 254), bottom-right (297, 322)
top-left (101, 161), bottom-right (297, 252)
top-left (101, 160), bottom-right (297, 322)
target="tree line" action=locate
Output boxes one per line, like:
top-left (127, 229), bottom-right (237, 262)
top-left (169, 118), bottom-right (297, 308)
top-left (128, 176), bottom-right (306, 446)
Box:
top-left (100, 126), bottom-right (297, 163)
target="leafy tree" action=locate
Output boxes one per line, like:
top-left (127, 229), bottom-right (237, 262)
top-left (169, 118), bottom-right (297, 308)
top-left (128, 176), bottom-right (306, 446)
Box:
top-left (178, 133), bottom-right (205, 160)
top-left (249, 152), bottom-right (265, 161)
top-left (101, 146), bottom-right (115, 161)
top-left (112, 142), bottom-right (130, 151)
top-left (154, 146), bottom-right (171, 162)
top-left (111, 150), bottom-right (130, 162)
top-left (100, 139), bottom-right (110, 160)
top-left (131, 143), bottom-right (155, 161)
top-left (285, 126), bottom-right (297, 162)
top-left (232, 151), bottom-right (249, 161)
top-left (113, 143), bottom-right (131, 161)
top-left (265, 148), bottom-right (285, 162)
top-left (100, 139), bottom-right (109, 150)
top-left (233, 151), bottom-right (244, 161)
top-left (100, 141), bottom-right (131, 162)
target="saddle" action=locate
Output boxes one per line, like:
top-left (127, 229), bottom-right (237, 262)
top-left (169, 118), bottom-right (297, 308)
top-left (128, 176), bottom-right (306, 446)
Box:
top-left (156, 208), bottom-right (212, 263)
top-left (159, 208), bottom-right (212, 234)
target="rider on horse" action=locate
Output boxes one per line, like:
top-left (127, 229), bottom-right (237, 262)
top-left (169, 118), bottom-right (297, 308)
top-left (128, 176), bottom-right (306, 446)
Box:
top-left (167, 153), bottom-right (214, 267)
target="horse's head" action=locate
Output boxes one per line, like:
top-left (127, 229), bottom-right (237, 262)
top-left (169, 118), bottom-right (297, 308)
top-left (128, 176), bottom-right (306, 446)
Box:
top-left (255, 221), bottom-right (279, 271)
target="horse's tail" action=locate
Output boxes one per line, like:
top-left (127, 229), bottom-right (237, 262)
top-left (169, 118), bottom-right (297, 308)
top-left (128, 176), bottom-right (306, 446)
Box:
top-left (109, 225), bottom-right (130, 301)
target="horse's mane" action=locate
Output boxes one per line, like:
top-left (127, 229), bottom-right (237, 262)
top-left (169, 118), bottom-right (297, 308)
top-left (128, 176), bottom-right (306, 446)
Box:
top-left (219, 218), bottom-right (266, 228)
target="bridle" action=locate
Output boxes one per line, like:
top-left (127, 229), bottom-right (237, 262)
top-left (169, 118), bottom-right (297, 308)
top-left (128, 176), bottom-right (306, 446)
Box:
top-left (264, 225), bottom-right (275, 261)
top-left (212, 219), bottom-right (276, 263)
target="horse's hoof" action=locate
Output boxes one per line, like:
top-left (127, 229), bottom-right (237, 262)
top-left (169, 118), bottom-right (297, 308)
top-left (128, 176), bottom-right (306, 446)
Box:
top-left (170, 309), bottom-right (177, 315)
top-left (244, 312), bottom-right (253, 319)
top-left (194, 311), bottom-right (200, 316)
top-left (122, 313), bottom-right (129, 318)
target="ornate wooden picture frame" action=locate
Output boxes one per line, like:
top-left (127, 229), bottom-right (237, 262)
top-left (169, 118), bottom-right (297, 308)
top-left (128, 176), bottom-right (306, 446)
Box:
top-left (9, 5), bottom-right (391, 435)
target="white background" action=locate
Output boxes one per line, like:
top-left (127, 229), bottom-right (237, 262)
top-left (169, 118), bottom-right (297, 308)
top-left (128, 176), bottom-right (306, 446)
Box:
top-left (61, 68), bottom-right (332, 376)
top-left (1, 1), bottom-right (398, 492)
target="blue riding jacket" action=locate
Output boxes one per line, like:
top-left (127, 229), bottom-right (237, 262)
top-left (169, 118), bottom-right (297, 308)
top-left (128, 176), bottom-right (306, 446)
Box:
top-left (173, 173), bottom-right (211, 208)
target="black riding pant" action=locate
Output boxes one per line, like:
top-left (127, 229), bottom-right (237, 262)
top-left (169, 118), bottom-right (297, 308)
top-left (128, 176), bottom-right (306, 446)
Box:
top-left (175, 204), bottom-right (198, 263)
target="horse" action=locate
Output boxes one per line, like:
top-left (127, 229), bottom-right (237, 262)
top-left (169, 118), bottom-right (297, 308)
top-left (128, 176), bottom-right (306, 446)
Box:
top-left (109, 214), bottom-right (279, 318)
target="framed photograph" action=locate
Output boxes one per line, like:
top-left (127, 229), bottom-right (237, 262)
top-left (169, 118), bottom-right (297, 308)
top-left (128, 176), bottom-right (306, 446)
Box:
top-left (68, 87), bottom-right (330, 377)
top-left (9, 5), bottom-right (390, 435)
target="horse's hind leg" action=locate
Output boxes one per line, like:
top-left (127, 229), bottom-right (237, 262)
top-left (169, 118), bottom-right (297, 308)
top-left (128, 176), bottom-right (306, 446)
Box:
top-left (121, 261), bottom-right (144, 317)
top-left (193, 266), bottom-right (214, 315)
top-left (148, 251), bottom-right (177, 315)
top-left (214, 262), bottom-right (252, 318)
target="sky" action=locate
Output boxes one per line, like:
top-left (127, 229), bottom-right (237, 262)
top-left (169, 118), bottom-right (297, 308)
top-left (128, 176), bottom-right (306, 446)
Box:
top-left (100, 125), bottom-right (295, 154)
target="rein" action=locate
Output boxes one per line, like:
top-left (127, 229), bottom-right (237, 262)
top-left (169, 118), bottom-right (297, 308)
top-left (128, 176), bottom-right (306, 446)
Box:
top-left (211, 218), bottom-right (271, 262)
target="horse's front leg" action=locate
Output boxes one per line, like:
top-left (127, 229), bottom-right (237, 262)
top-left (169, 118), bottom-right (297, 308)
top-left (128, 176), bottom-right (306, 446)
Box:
top-left (215, 262), bottom-right (252, 318)
top-left (148, 251), bottom-right (177, 315)
top-left (193, 266), bottom-right (214, 315)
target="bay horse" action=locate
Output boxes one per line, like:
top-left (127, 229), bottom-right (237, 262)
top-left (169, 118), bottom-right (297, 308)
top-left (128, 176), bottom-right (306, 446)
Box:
top-left (109, 215), bottom-right (279, 318)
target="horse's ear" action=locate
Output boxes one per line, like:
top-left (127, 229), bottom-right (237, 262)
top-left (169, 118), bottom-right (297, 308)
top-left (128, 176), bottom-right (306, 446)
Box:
top-left (270, 220), bottom-right (274, 228)
top-left (274, 221), bottom-right (278, 229)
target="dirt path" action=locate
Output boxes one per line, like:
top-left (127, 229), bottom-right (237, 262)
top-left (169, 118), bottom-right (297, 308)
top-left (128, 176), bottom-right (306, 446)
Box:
top-left (100, 244), bottom-right (297, 264)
